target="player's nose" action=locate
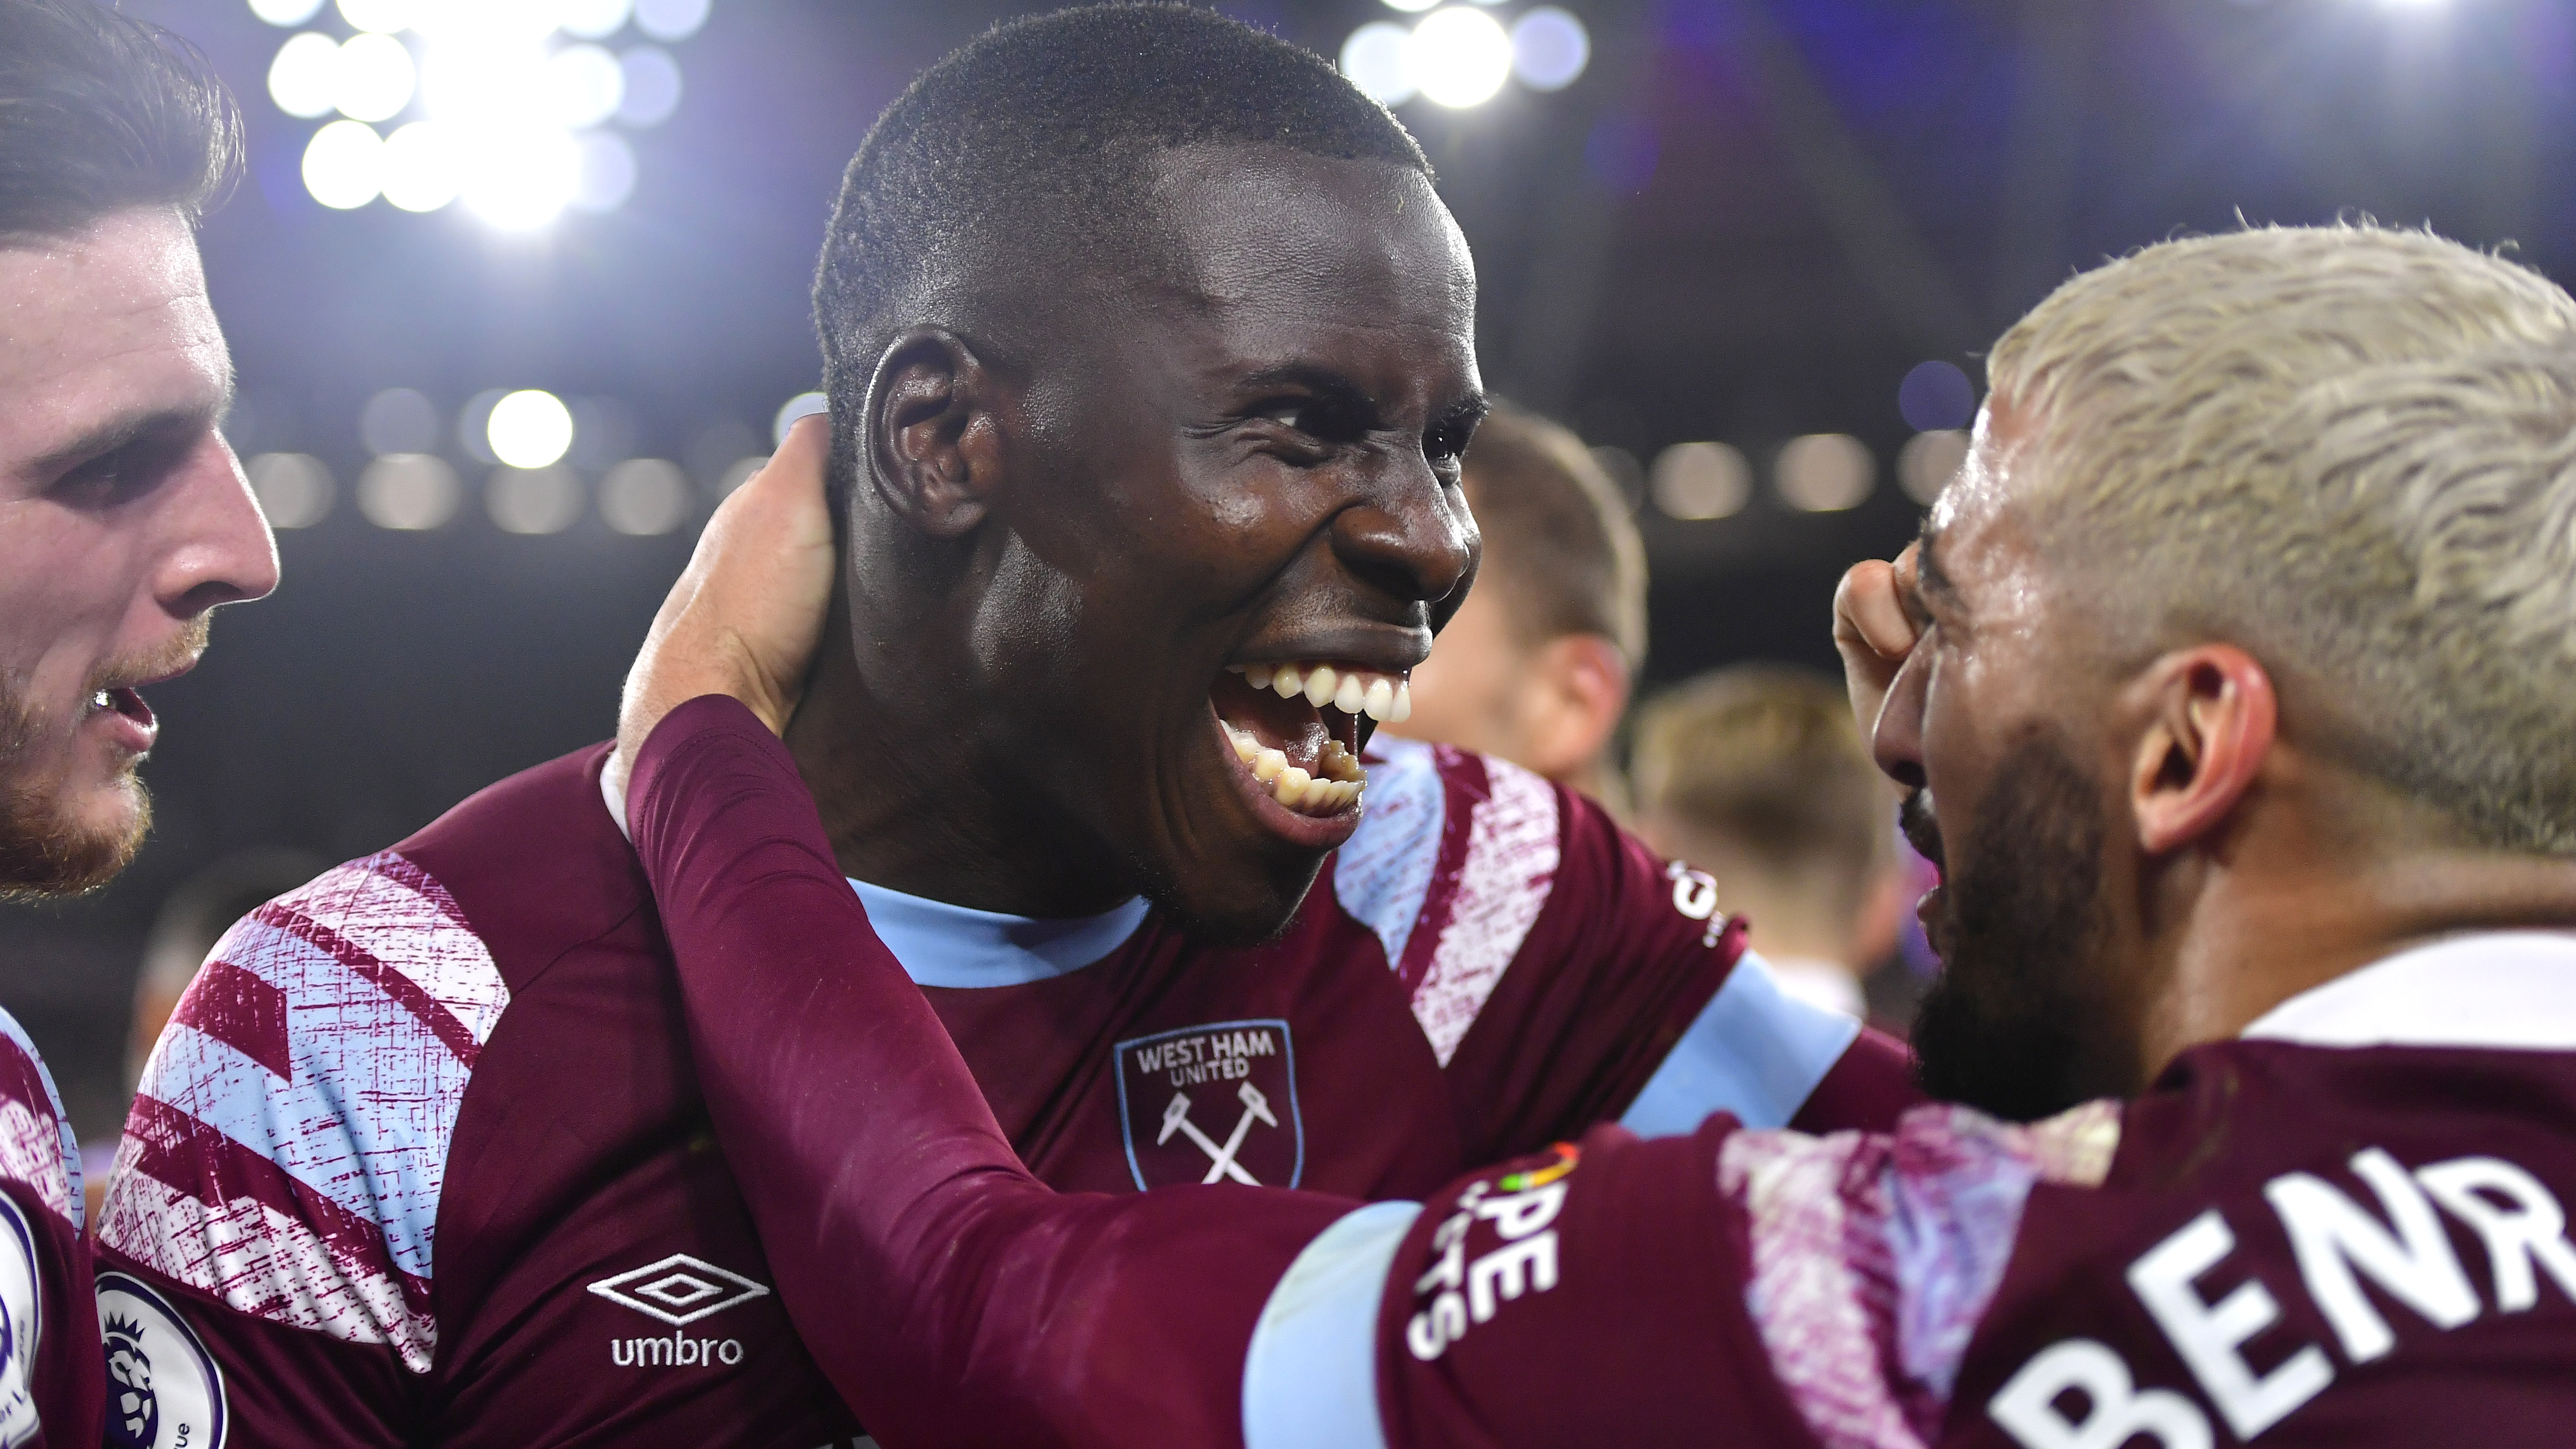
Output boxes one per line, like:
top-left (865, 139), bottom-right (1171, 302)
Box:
top-left (1327, 447), bottom-right (1475, 607)
top-left (157, 433), bottom-right (280, 619)
top-left (1872, 646), bottom-right (1930, 792)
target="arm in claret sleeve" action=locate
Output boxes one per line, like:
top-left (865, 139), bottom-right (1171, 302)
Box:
top-left (625, 694), bottom-right (1359, 1449)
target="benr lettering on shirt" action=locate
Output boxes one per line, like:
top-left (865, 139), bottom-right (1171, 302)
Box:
top-left (1990, 1144), bottom-right (2576, 1448)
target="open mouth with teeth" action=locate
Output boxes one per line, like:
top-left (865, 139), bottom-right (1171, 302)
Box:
top-left (1210, 661), bottom-right (1412, 822)
top-left (89, 687), bottom-right (154, 729)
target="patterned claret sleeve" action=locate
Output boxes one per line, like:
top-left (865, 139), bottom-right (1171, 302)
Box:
top-left (1353, 1102), bottom-right (2123, 1449)
top-left (96, 852), bottom-right (510, 1446)
top-left (0, 1009), bottom-right (101, 1449)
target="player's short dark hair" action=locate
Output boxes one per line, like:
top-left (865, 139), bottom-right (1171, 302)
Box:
top-left (813, 3), bottom-right (1430, 466)
top-left (1460, 403), bottom-right (1648, 666)
top-left (0, 0), bottom-right (243, 243)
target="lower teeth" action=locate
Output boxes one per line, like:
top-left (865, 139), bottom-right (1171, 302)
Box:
top-left (1225, 726), bottom-right (1365, 813)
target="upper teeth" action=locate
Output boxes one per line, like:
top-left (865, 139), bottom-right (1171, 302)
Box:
top-left (91, 691), bottom-right (111, 712)
top-left (1235, 662), bottom-right (1412, 723)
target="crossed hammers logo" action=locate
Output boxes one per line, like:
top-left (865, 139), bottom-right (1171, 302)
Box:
top-left (1158, 1080), bottom-right (1279, 1185)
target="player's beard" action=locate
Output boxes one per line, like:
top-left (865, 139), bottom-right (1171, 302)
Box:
top-left (0, 642), bottom-right (182, 901)
top-left (1908, 725), bottom-right (2134, 1123)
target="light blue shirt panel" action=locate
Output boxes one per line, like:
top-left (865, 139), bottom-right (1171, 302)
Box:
top-left (1617, 950), bottom-right (1862, 1136)
top-left (1242, 1200), bottom-right (1423, 1449)
top-left (848, 879), bottom-right (1151, 989)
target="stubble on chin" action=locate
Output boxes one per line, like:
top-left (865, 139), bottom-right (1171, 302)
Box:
top-left (0, 679), bottom-right (150, 901)
top-left (1909, 726), bottom-right (2134, 1123)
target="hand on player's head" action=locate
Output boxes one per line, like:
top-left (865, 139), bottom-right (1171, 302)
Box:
top-left (616, 415), bottom-right (835, 779)
top-left (1832, 542), bottom-right (1920, 755)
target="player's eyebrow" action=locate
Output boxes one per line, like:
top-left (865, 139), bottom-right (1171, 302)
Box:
top-left (26, 397), bottom-right (223, 485)
top-left (1234, 363), bottom-right (1382, 419)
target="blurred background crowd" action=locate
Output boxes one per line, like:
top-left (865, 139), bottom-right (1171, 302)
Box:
top-left (5, 0), bottom-right (2564, 1190)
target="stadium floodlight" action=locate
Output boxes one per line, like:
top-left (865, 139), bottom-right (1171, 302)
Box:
top-left (1341, 22), bottom-right (1417, 106)
top-left (302, 119), bottom-right (385, 209)
top-left (267, 32), bottom-right (341, 118)
top-left (1509, 8), bottom-right (1588, 91)
top-left (1344, 4), bottom-right (1591, 111)
top-left (252, 0), bottom-right (329, 25)
top-left (331, 32), bottom-right (417, 123)
top-left (487, 390), bottom-right (576, 469)
top-left (1408, 7), bottom-right (1514, 109)
top-left (260, 0), bottom-right (707, 225)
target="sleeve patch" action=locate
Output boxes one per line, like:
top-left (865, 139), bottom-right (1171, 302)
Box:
top-left (1716, 1100), bottom-right (2124, 1449)
top-left (101, 851), bottom-right (509, 1371)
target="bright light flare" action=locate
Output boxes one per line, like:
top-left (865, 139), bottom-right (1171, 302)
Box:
top-left (559, 0), bottom-right (636, 38)
top-left (460, 129), bottom-right (582, 229)
top-left (250, 0), bottom-right (328, 27)
top-left (635, 0), bottom-right (710, 42)
top-left (571, 131), bottom-right (638, 213)
top-left (1510, 8), bottom-right (1589, 91)
top-left (1776, 434), bottom-right (1876, 512)
top-left (302, 120), bottom-right (385, 209)
top-left (268, 32), bottom-right (341, 118)
top-left (332, 31), bottom-right (416, 122)
top-left (1650, 443), bottom-right (1751, 520)
top-left (337, 0), bottom-right (411, 33)
top-left (600, 459), bottom-right (693, 536)
top-left (246, 453), bottom-right (334, 529)
top-left (547, 43), bottom-right (626, 129)
top-left (380, 121), bottom-right (464, 211)
top-left (617, 46), bottom-right (683, 126)
top-left (487, 390), bottom-right (576, 468)
top-left (1341, 22), bottom-right (1416, 106)
top-left (1408, 8), bottom-right (1514, 108)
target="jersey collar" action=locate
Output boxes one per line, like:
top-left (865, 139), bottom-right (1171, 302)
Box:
top-left (601, 744), bottom-right (1149, 988)
top-left (2242, 930), bottom-right (2576, 1051)
top-left (848, 878), bottom-right (1151, 989)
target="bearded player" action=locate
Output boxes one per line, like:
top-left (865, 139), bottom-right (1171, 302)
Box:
top-left (99, 9), bottom-right (1908, 1444)
top-left (0, 2), bottom-right (275, 1444)
top-left (623, 220), bottom-right (2576, 1448)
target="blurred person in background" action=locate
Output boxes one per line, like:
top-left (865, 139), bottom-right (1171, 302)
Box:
top-left (1629, 665), bottom-right (1911, 1027)
top-left (0, 0), bottom-right (273, 1441)
top-left (1381, 401), bottom-right (1645, 811)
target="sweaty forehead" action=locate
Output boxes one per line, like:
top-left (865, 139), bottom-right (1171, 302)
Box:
top-left (1147, 145), bottom-right (1475, 347)
top-left (0, 209), bottom-right (226, 462)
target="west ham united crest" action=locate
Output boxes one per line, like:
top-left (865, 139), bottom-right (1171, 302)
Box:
top-left (1114, 1019), bottom-right (1303, 1189)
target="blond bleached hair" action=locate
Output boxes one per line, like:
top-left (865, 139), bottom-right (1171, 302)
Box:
top-left (1986, 223), bottom-right (2576, 855)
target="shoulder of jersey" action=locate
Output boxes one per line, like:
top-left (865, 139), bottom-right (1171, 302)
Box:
top-left (0, 1008), bottom-right (81, 1229)
top-left (96, 746), bottom-right (621, 1374)
top-left (1332, 737), bottom-right (1565, 1067)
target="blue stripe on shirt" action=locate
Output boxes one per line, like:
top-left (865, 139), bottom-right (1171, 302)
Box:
top-left (1242, 1200), bottom-right (1423, 1449)
top-left (1618, 950), bottom-right (1861, 1136)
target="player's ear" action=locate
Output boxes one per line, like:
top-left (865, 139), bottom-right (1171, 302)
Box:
top-left (1517, 633), bottom-right (1629, 780)
top-left (2124, 644), bottom-right (2277, 856)
top-left (866, 326), bottom-right (1003, 539)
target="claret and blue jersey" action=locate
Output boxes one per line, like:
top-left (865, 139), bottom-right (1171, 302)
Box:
top-left (93, 732), bottom-right (1912, 1446)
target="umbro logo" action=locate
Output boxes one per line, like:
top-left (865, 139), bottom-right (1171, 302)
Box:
top-left (587, 1254), bottom-right (773, 1327)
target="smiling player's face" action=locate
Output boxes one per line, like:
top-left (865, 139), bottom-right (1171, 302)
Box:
top-left (971, 147), bottom-right (1484, 940)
